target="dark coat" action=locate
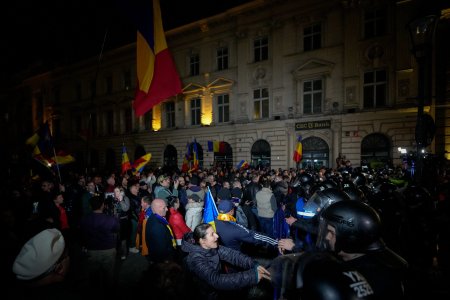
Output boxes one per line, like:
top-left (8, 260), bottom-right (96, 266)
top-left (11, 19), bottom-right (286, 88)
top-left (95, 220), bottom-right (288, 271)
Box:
top-left (145, 214), bottom-right (176, 263)
top-left (181, 233), bottom-right (258, 300)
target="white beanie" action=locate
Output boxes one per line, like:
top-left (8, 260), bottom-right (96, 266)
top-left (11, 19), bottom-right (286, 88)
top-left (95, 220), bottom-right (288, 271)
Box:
top-left (12, 228), bottom-right (65, 280)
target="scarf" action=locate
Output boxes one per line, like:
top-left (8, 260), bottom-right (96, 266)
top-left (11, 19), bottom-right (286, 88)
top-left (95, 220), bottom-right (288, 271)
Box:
top-left (154, 214), bottom-right (177, 248)
top-left (216, 213), bottom-right (236, 222)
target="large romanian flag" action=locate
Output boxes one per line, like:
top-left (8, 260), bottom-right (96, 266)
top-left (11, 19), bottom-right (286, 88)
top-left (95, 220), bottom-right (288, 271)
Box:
top-left (133, 0), bottom-right (182, 116)
top-left (293, 135), bottom-right (303, 163)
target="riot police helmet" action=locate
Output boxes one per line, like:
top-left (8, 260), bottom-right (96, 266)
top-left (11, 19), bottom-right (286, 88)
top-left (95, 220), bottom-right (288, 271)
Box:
top-left (318, 201), bottom-right (384, 253)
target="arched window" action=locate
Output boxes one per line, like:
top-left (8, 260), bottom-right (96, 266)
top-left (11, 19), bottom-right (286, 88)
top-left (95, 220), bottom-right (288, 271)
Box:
top-left (164, 145), bottom-right (178, 168)
top-left (301, 137), bottom-right (329, 169)
top-left (361, 133), bottom-right (390, 169)
top-left (251, 140), bottom-right (271, 168)
top-left (213, 142), bottom-right (233, 169)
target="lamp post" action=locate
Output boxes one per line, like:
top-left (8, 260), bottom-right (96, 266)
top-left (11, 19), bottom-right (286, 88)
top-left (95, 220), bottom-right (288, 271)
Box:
top-left (407, 15), bottom-right (437, 184)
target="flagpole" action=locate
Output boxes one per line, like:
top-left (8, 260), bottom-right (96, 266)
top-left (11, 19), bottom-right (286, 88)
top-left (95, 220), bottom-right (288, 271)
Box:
top-left (52, 147), bottom-right (62, 183)
top-left (85, 28), bottom-right (108, 176)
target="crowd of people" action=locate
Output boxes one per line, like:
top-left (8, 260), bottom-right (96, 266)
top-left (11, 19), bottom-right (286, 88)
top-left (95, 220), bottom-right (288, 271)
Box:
top-left (1, 158), bottom-right (450, 299)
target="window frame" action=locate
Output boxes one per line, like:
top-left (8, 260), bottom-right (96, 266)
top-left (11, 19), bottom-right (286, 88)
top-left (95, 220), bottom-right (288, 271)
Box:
top-left (253, 36), bottom-right (268, 62)
top-left (253, 88), bottom-right (269, 120)
top-left (302, 78), bottom-right (323, 114)
top-left (363, 69), bottom-right (387, 109)
top-left (217, 94), bottom-right (230, 123)
top-left (190, 98), bottom-right (201, 126)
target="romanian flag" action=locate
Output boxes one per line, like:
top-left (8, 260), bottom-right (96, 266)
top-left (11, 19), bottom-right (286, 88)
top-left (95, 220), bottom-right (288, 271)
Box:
top-left (121, 146), bottom-right (132, 175)
top-left (236, 159), bottom-right (249, 170)
top-left (207, 141), bottom-right (226, 153)
top-left (132, 0), bottom-right (182, 116)
top-left (293, 135), bottom-right (303, 163)
top-left (202, 187), bottom-right (219, 231)
top-left (190, 140), bottom-right (199, 172)
top-left (131, 153), bottom-right (152, 175)
top-left (53, 151), bottom-right (75, 165)
top-left (181, 142), bottom-right (190, 173)
top-left (26, 122), bottom-right (75, 168)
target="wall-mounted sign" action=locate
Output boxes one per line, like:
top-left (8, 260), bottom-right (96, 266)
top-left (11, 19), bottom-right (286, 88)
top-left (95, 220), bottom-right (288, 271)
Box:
top-left (295, 120), bottom-right (331, 130)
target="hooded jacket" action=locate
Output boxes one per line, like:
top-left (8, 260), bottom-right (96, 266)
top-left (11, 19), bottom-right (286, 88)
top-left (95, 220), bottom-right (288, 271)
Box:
top-left (181, 233), bottom-right (258, 299)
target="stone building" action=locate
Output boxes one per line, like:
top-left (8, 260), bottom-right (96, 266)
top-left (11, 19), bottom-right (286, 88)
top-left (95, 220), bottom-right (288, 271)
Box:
top-left (2, 0), bottom-right (450, 175)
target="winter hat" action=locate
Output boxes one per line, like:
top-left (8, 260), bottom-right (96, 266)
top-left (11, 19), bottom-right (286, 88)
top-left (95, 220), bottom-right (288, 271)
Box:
top-left (217, 199), bottom-right (234, 213)
top-left (12, 228), bottom-right (65, 280)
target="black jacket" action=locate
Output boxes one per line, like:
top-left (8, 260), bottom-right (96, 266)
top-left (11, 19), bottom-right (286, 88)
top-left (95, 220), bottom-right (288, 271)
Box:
top-left (181, 233), bottom-right (258, 300)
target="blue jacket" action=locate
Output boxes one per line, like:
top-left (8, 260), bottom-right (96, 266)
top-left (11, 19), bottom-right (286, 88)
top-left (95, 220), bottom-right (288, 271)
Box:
top-left (215, 219), bottom-right (278, 252)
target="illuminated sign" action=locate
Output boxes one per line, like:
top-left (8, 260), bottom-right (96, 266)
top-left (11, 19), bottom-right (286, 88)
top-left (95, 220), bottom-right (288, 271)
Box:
top-left (295, 120), bottom-right (331, 130)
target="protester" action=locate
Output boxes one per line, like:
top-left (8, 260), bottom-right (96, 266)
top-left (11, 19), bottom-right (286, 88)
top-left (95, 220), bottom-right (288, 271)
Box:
top-left (181, 223), bottom-right (271, 299)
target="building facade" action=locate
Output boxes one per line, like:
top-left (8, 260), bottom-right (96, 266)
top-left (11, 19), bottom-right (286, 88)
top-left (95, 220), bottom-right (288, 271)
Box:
top-left (3, 0), bottom-right (450, 175)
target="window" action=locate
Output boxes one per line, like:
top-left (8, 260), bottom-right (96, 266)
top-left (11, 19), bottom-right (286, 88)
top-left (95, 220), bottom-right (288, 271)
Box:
top-left (251, 139), bottom-right (271, 168)
top-left (165, 102), bottom-right (175, 128)
top-left (254, 36), bottom-right (268, 62)
top-left (190, 54), bottom-right (200, 76)
top-left (123, 70), bottom-right (131, 91)
top-left (301, 137), bottom-right (329, 169)
top-left (364, 8), bottom-right (387, 38)
top-left (125, 108), bottom-right (132, 133)
top-left (253, 88), bottom-right (269, 119)
top-left (217, 47), bottom-right (229, 71)
top-left (106, 110), bottom-right (114, 135)
top-left (304, 23), bottom-right (322, 51)
top-left (361, 133), bottom-right (390, 168)
top-left (144, 110), bottom-right (152, 130)
top-left (191, 98), bottom-right (201, 125)
top-left (217, 94), bottom-right (230, 123)
top-left (303, 79), bottom-right (323, 114)
top-left (363, 70), bottom-right (387, 109)
top-left (105, 75), bottom-right (113, 95)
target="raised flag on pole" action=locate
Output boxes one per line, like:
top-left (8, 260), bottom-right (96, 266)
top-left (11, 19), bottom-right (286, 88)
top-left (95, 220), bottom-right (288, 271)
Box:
top-left (202, 187), bottom-right (219, 231)
top-left (121, 145), bottom-right (132, 175)
top-left (131, 153), bottom-right (152, 175)
top-left (293, 135), bottom-right (303, 163)
top-left (190, 139), bottom-right (199, 172)
top-left (130, 0), bottom-right (182, 116)
top-left (236, 159), bottom-right (249, 170)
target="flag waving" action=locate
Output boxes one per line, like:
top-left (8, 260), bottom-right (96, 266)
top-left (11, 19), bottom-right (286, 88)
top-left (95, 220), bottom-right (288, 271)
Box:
top-left (131, 153), bottom-right (152, 175)
top-left (236, 159), bottom-right (249, 170)
top-left (190, 139), bottom-right (199, 172)
top-left (121, 145), bottom-right (132, 175)
top-left (293, 135), bottom-right (303, 163)
top-left (129, 0), bottom-right (182, 116)
top-left (203, 187), bottom-right (219, 231)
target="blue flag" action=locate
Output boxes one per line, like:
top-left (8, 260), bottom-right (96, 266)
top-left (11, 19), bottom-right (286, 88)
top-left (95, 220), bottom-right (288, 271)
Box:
top-left (202, 187), bottom-right (219, 231)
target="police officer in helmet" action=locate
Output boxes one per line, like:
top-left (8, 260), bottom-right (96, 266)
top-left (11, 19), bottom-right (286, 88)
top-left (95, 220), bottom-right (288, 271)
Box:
top-left (317, 200), bottom-right (408, 298)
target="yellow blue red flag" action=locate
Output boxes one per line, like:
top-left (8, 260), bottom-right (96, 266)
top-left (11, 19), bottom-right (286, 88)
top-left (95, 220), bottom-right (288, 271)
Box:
top-left (130, 0), bottom-right (182, 116)
top-left (293, 135), bottom-right (303, 163)
top-left (202, 187), bottom-right (219, 231)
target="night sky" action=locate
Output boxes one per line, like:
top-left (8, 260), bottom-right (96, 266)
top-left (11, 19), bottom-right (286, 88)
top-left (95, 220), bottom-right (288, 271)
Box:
top-left (0, 0), bottom-right (251, 82)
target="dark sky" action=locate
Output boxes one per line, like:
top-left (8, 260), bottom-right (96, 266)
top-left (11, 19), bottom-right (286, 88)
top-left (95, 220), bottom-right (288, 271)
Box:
top-left (0, 0), bottom-right (251, 82)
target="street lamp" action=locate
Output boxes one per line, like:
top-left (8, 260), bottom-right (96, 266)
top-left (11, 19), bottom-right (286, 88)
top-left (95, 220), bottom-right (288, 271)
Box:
top-left (407, 15), bottom-right (437, 184)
